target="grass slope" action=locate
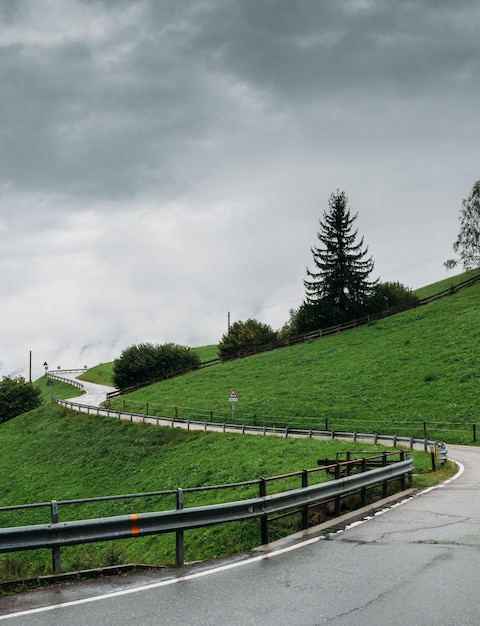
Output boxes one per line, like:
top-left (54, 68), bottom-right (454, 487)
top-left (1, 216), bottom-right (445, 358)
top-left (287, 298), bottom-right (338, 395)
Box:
top-left (2, 404), bottom-right (435, 580)
top-left (1, 271), bottom-right (474, 580)
top-left (108, 271), bottom-right (480, 443)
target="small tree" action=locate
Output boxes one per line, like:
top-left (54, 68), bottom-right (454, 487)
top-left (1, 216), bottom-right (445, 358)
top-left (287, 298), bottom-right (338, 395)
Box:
top-left (218, 319), bottom-right (277, 359)
top-left (285, 301), bottom-right (332, 335)
top-left (112, 342), bottom-right (200, 389)
top-left (304, 190), bottom-right (376, 327)
top-left (369, 281), bottom-right (419, 312)
top-left (445, 180), bottom-right (480, 271)
top-left (0, 376), bottom-right (42, 424)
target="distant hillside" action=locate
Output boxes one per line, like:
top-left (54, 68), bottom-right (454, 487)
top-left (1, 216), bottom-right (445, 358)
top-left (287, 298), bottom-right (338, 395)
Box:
top-left (106, 269), bottom-right (480, 443)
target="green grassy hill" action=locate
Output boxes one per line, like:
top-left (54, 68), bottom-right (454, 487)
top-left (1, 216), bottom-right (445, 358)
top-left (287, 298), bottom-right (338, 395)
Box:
top-left (107, 270), bottom-right (480, 443)
top-left (2, 404), bottom-right (427, 580)
top-left (0, 269), bottom-right (476, 581)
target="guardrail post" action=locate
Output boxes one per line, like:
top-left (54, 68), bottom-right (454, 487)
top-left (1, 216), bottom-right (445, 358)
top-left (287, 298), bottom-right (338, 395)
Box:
top-left (360, 459), bottom-right (367, 506)
top-left (259, 479), bottom-right (268, 545)
top-left (301, 470), bottom-right (308, 530)
top-left (399, 451), bottom-right (406, 490)
top-left (334, 464), bottom-right (341, 517)
top-left (50, 500), bottom-right (61, 574)
top-left (176, 489), bottom-right (184, 566)
top-left (382, 452), bottom-right (388, 499)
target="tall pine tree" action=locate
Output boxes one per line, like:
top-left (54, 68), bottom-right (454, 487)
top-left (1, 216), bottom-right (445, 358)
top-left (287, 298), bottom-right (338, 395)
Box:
top-left (304, 190), bottom-right (376, 326)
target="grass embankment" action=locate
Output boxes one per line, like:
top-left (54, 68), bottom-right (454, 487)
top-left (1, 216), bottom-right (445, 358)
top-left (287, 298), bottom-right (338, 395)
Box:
top-left (0, 404), bottom-right (441, 582)
top-left (36, 378), bottom-right (85, 403)
top-left (1, 270), bottom-right (475, 582)
top-left (105, 271), bottom-right (480, 444)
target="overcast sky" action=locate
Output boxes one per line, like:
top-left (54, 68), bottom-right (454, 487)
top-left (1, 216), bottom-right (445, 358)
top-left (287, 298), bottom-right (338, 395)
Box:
top-left (1, 0), bottom-right (479, 380)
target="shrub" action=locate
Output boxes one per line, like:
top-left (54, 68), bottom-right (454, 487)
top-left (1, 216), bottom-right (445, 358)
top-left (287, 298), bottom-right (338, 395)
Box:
top-left (369, 281), bottom-right (419, 312)
top-left (0, 376), bottom-right (42, 424)
top-left (218, 319), bottom-right (277, 359)
top-left (112, 343), bottom-right (201, 389)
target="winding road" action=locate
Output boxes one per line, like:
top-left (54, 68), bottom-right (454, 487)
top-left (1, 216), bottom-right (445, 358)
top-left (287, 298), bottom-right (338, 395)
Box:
top-left (2, 377), bottom-right (480, 624)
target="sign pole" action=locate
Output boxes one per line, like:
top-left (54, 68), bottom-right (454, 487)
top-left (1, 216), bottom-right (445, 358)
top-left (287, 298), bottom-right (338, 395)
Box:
top-left (228, 388), bottom-right (238, 421)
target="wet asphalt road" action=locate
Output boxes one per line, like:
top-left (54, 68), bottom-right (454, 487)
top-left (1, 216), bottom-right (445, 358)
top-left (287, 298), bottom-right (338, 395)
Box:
top-left (60, 372), bottom-right (116, 407)
top-left (1, 445), bottom-right (479, 625)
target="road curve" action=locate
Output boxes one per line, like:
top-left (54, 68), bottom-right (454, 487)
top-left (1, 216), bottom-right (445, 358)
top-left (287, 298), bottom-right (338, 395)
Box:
top-left (56, 371), bottom-right (116, 407)
top-left (2, 444), bottom-right (479, 625)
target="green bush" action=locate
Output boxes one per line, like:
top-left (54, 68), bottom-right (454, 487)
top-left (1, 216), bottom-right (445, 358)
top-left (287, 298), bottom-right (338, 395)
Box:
top-left (112, 342), bottom-right (200, 389)
top-left (369, 281), bottom-right (419, 312)
top-left (0, 376), bottom-right (42, 424)
top-left (218, 319), bottom-right (277, 359)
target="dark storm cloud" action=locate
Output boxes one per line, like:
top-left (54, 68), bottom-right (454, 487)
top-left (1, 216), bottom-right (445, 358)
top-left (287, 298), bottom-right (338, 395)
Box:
top-left (0, 0), bottom-right (478, 378)
top-left (190, 0), bottom-right (479, 99)
top-left (2, 0), bottom-right (478, 205)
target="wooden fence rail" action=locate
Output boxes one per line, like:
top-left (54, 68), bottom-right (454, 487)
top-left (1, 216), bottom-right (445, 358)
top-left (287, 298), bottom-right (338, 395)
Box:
top-left (107, 272), bottom-right (480, 399)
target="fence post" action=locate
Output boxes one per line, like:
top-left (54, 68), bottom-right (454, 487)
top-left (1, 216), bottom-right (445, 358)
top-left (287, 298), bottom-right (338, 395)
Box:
top-left (176, 489), bottom-right (184, 566)
top-left (259, 479), bottom-right (268, 545)
top-left (50, 500), bottom-right (61, 574)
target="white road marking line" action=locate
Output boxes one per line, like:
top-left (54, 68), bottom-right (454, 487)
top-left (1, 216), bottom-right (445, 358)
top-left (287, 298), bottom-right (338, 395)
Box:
top-left (1, 460), bottom-right (465, 620)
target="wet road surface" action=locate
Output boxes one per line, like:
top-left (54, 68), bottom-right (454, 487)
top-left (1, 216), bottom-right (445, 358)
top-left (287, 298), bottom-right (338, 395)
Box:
top-left (1, 445), bottom-right (479, 625)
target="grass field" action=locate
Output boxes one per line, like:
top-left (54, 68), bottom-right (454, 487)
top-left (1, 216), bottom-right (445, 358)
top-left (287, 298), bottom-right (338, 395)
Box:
top-left (105, 270), bottom-right (480, 444)
top-left (0, 403), bottom-right (446, 583)
top-left (0, 269), bottom-right (476, 582)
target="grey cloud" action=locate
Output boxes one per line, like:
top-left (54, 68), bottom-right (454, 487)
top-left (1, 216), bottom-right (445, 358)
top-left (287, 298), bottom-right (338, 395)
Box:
top-left (0, 0), bottom-right (477, 380)
top-left (190, 0), bottom-right (479, 101)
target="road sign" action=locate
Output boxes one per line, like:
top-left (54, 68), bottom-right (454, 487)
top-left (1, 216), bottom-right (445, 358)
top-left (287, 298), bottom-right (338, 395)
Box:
top-left (228, 389), bottom-right (238, 402)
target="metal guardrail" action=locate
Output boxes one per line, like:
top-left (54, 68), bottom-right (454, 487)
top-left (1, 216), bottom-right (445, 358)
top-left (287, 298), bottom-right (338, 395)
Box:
top-left (52, 396), bottom-right (449, 459)
top-left (0, 459), bottom-right (412, 570)
top-left (46, 372), bottom-right (85, 390)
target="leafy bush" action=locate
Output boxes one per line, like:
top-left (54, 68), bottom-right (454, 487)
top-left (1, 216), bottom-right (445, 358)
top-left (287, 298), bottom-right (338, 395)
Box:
top-left (218, 319), bottom-right (277, 359)
top-left (369, 281), bottom-right (419, 312)
top-left (283, 301), bottom-right (335, 335)
top-left (0, 376), bottom-right (42, 424)
top-left (112, 343), bottom-right (200, 389)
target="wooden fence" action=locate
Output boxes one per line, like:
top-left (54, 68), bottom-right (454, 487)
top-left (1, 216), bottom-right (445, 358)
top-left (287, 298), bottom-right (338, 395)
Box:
top-left (107, 272), bottom-right (480, 400)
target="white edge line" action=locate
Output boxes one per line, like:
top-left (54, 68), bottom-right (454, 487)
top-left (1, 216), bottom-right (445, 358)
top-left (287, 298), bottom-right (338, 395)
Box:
top-left (0, 457), bottom-right (465, 620)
